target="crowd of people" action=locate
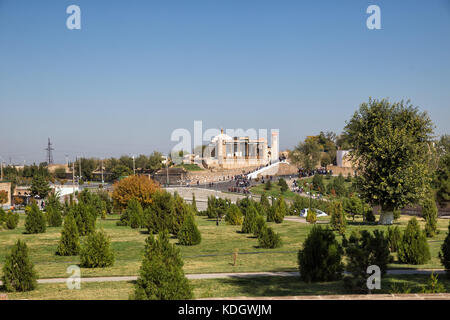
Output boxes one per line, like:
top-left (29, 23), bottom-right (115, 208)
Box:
top-left (298, 167), bottom-right (332, 177)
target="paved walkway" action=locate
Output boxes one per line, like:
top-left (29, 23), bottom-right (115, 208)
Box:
top-left (0, 269), bottom-right (445, 285)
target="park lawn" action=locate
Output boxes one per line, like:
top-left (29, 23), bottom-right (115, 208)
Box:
top-left (175, 164), bottom-right (204, 171)
top-left (0, 214), bottom-right (448, 280)
top-left (250, 183), bottom-right (298, 201)
top-left (3, 274), bottom-right (450, 300)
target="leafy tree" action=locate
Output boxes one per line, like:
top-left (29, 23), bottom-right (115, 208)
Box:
top-left (110, 164), bottom-right (133, 181)
top-left (329, 201), bottom-right (346, 235)
top-left (1, 239), bottom-right (38, 292)
top-left (0, 190), bottom-right (8, 206)
top-left (30, 175), bottom-right (51, 199)
top-left (298, 225), bottom-right (344, 282)
top-left (290, 138), bottom-right (321, 172)
top-left (80, 229), bottom-right (115, 268)
top-left (439, 221), bottom-right (450, 278)
top-left (112, 175), bottom-right (160, 210)
top-left (177, 214), bottom-right (201, 246)
top-left (56, 213), bottom-right (80, 256)
top-left (343, 195), bottom-right (363, 221)
top-left (132, 230), bottom-right (193, 300)
top-left (258, 226), bottom-right (282, 249)
top-left (225, 204), bottom-right (243, 225)
top-left (398, 217), bottom-right (431, 264)
top-left (422, 197), bottom-right (438, 237)
top-left (342, 229), bottom-right (391, 293)
top-left (344, 98), bottom-right (435, 224)
top-left (25, 203), bottom-right (46, 234)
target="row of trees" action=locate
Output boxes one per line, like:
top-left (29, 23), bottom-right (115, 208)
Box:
top-left (298, 218), bottom-right (450, 293)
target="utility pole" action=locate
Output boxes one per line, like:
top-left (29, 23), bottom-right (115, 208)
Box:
top-left (132, 155), bottom-right (136, 175)
top-left (101, 159), bottom-right (104, 184)
top-left (72, 161), bottom-right (75, 194)
top-left (45, 138), bottom-right (54, 165)
top-left (166, 155), bottom-right (169, 186)
top-left (0, 161), bottom-right (3, 181)
top-left (79, 157), bottom-right (82, 182)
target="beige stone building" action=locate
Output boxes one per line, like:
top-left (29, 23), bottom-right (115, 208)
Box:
top-left (192, 129), bottom-right (279, 170)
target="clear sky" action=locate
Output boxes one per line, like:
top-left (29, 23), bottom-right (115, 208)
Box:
top-left (0, 0), bottom-right (449, 164)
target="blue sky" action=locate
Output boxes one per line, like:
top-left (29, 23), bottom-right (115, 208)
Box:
top-left (0, 0), bottom-right (449, 164)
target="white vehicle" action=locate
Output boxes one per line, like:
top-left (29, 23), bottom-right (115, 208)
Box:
top-left (299, 208), bottom-right (328, 218)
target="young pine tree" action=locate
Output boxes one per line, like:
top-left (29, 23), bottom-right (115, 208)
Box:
top-left (439, 221), bottom-right (450, 278)
top-left (80, 229), bottom-right (115, 268)
top-left (1, 239), bottom-right (38, 292)
top-left (398, 217), bottom-right (431, 265)
top-left (56, 213), bottom-right (80, 256)
top-left (253, 215), bottom-right (267, 238)
top-left (177, 214), bottom-right (202, 246)
top-left (225, 204), bottom-right (243, 225)
top-left (132, 230), bottom-right (193, 300)
top-left (258, 226), bottom-right (282, 249)
top-left (422, 197), bottom-right (438, 238)
top-left (25, 203), bottom-right (46, 234)
top-left (241, 204), bottom-right (258, 233)
top-left (5, 211), bottom-right (20, 230)
top-left (298, 225), bottom-right (343, 282)
top-left (47, 205), bottom-right (63, 227)
top-left (329, 201), bottom-right (346, 235)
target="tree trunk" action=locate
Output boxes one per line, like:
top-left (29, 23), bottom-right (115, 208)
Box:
top-left (378, 211), bottom-right (394, 225)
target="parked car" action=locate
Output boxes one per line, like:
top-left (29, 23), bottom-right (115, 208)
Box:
top-left (299, 208), bottom-right (328, 218)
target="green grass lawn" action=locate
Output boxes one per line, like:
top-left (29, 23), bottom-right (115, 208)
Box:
top-left (3, 274), bottom-right (450, 300)
top-left (0, 214), bottom-right (448, 282)
top-left (175, 164), bottom-right (204, 171)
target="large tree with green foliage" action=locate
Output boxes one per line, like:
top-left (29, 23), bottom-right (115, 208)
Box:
top-left (30, 175), bottom-right (51, 199)
top-left (344, 98), bottom-right (435, 224)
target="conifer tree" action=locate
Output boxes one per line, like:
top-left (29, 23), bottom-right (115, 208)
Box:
top-left (398, 217), bottom-right (431, 264)
top-left (56, 213), bottom-right (80, 256)
top-left (225, 204), bottom-right (243, 225)
top-left (241, 204), bottom-right (258, 233)
top-left (253, 215), bottom-right (267, 238)
top-left (1, 239), bottom-right (38, 292)
top-left (80, 229), bottom-right (115, 268)
top-left (5, 211), bottom-right (20, 230)
top-left (422, 197), bottom-right (438, 238)
top-left (47, 205), bottom-right (63, 227)
top-left (439, 221), bottom-right (450, 278)
top-left (133, 230), bottom-right (193, 300)
top-left (329, 201), bottom-right (346, 235)
top-left (258, 226), bottom-right (282, 249)
top-left (178, 214), bottom-right (201, 245)
top-left (25, 203), bottom-right (46, 234)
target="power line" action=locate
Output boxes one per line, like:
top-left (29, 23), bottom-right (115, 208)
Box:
top-left (45, 138), bottom-right (54, 164)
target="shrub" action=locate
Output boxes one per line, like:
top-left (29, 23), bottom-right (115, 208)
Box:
top-left (80, 229), bottom-right (115, 268)
top-left (398, 217), bottom-right (431, 265)
top-left (56, 213), bottom-right (80, 256)
top-left (258, 226), bottom-right (282, 249)
top-left (393, 208), bottom-right (401, 221)
top-left (421, 272), bottom-right (446, 293)
top-left (278, 178), bottom-right (288, 193)
top-left (329, 201), bottom-right (346, 234)
top-left (132, 230), bottom-right (193, 300)
top-left (6, 211), bottom-right (20, 230)
top-left (298, 225), bottom-right (344, 282)
top-left (342, 229), bottom-right (391, 293)
top-left (306, 209), bottom-right (317, 224)
top-left (387, 226), bottom-right (402, 253)
top-left (253, 215), bottom-right (267, 238)
top-left (177, 214), bottom-right (201, 246)
top-left (225, 204), bottom-right (243, 225)
top-left (241, 204), bottom-right (258, 234)
top-left (191, 193), bottom-right (198, 213)
top-left (365, 207), bottom-right (376, 222)
top-left (0, 208), bottom-right (6, 229)
top-left (422, 197), bottom-right (438, 238)
top-left (312, 174), bottom-right (325, 193)
top-left (439, 221), bottom-right (450, 278)
top-left (47, 205), bottom-right (62, 227)
top-left (264, 180), bottom-right (272, 190)
top-left (1, 239), bottom-right (38, 292)
top-left (25, 203), bottom-right (46, 234)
